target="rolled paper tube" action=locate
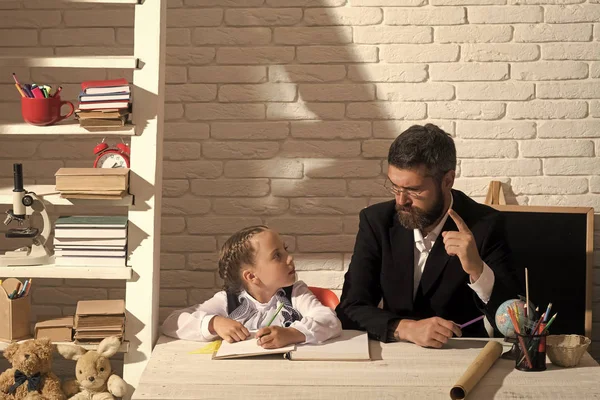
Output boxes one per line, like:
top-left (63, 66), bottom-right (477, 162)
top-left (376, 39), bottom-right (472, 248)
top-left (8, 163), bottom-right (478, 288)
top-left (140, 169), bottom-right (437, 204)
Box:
top-left (449, 341), bottom-right (503, 400)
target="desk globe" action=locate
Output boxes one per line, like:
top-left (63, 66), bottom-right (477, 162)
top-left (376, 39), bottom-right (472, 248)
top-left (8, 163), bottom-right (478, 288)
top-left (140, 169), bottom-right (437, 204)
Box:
top-left (496, 299), bottom-right (527, 338)
top-left (495, 298), bottom-right (527, 360)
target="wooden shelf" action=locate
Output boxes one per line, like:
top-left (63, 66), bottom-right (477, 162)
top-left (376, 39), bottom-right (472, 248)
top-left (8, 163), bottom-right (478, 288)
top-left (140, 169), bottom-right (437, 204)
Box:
top-left (0, 185), bottom-right (133, 207)
top-left (0, 121), bottom-right (135, 136)
top-left (0, 56), bottom-right (139, 69)
top-left (0, 340), bottom-right (129, 353)
top-left (0, 265), bottom-right (132, 280)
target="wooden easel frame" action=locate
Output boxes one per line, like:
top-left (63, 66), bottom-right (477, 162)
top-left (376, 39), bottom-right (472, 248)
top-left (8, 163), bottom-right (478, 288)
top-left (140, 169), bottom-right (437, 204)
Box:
top-left (484, 180), bottom-right (506, 206)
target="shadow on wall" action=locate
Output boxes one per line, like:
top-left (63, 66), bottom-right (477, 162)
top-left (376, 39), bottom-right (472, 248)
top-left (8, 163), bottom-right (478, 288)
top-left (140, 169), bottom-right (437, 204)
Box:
top-left (160, 2), bottom-right (459, 319)
top-left (162, 4), bottom-right (383, 315)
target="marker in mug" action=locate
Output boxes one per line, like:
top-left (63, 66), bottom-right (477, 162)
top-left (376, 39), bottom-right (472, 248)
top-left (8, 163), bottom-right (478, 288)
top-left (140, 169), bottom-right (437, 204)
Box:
top-left (52, 86), bottom-right (63, 98)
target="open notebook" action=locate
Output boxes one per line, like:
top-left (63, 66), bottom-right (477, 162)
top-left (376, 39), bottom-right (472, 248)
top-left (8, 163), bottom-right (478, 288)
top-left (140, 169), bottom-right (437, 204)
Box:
top-left (213, 330), bottom-right (370, 361)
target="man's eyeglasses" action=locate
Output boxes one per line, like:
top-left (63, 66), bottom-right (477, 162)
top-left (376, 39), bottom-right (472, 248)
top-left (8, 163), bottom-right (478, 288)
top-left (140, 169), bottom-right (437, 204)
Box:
top-left (383, 178), bottom-right (425, 199)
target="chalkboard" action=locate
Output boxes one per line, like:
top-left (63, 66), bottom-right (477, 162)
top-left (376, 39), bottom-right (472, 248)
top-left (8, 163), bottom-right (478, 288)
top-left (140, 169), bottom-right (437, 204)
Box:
top-left (491, 205), bottom-right (594, 339)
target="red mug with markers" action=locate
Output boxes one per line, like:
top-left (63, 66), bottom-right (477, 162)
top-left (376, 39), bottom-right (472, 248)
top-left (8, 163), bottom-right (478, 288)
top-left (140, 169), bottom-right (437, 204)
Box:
top-left (12, 73), bottom-right (74, 126)
top-left (21, 96), bottom-right (74, 126)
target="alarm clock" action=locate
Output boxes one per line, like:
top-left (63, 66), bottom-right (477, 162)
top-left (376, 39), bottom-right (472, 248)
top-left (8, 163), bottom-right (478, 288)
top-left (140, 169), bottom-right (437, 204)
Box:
top-left (93, 139), bottom-right (130, 168)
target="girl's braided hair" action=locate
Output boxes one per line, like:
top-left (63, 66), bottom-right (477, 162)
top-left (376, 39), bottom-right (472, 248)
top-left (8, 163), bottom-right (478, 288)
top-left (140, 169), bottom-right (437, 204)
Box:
top-left (218, 225), bottom-right (268, 293)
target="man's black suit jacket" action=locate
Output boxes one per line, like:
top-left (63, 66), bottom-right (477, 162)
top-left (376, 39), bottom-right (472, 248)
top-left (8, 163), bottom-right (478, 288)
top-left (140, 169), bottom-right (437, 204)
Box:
top-left (335, 189), bottom-right (521, 342)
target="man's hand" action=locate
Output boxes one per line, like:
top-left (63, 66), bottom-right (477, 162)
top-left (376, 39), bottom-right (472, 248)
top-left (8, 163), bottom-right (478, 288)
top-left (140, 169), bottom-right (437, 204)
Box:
top-left (210, 316), bottom-right (250, 343)
top-left (256, 326), bottom-right (305, 349)
top-left (442, 209), bottom-right (484, 281)
top-left (395, 317), bottom-right (462, 348)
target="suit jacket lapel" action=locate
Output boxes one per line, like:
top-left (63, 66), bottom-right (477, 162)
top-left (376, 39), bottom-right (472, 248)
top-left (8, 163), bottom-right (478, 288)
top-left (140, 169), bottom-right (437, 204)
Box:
top-left (419, 220), bottom-right (453, 297)
top-left (389, 219), bottom-right (415, 311)
top-left (419, 191), bottom-right (461, 297)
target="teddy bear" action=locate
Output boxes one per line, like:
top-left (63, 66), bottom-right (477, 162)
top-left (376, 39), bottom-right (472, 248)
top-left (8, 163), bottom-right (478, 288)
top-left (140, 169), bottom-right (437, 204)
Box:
top-left (0, 337), bottom-right (65, 400)
top-left (57, 337), bottom-right (126, 400)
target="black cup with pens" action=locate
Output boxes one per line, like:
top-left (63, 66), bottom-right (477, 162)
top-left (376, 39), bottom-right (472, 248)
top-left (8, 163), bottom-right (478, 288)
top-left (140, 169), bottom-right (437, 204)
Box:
top-left (512, 302), bottom-right (557, 372)
top-left (515, 330), bottom-right (548, 371)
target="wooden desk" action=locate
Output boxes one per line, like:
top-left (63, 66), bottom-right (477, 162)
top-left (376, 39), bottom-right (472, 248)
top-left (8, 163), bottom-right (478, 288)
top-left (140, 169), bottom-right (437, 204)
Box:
top-left (132, 335), bottom-right (600, 399)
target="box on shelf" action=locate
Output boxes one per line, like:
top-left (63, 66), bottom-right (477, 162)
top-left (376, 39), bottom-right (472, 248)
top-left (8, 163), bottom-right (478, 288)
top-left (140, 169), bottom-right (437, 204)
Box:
top-left (0, 278), bottom-right (31, 342)
top-left (34, 316), bottom-right (74, 342)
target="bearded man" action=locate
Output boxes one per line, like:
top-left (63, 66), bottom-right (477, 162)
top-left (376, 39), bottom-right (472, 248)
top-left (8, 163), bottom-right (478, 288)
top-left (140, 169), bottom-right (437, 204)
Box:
top-left (336, 124), bottom-right (521, 348)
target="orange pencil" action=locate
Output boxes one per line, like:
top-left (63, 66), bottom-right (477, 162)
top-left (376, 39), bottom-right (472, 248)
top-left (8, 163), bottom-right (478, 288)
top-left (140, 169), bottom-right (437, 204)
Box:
top-left (508, 306), bottom-right (533, 368)
top-left (12, 72), bottom-right (21, 85)
top-left (12, 73), bottom-right (29, 98)
top-left (14, 83), bottom-right (26, 98)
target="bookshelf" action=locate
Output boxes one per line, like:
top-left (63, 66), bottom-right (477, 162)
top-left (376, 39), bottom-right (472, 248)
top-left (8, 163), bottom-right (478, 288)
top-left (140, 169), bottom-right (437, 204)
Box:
top-left (0, 1), bottom-right (165, 398)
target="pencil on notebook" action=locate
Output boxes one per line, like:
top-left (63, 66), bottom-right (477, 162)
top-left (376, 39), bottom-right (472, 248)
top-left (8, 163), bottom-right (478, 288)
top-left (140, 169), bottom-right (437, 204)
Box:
top-left (257, 302), bottom-right (285, 340)
top-left (266, 302), bottom-right (284, 327)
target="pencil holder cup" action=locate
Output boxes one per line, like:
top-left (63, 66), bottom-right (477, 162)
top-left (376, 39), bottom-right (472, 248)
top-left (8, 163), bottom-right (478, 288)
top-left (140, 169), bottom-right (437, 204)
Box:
top-left (515, 331), bottom-right (548, 372)
top-left (21, 96), bottom-right (74, 126)
top-left (0, 278), bottom-right (31, 342)
top-left (546, 335), bottom-right (590, 368)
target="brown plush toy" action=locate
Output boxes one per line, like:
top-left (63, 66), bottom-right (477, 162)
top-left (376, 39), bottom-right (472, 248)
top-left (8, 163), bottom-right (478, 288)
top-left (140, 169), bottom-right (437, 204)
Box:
top-left (0, 338), bottom-right (65, 400)
top-left (57, 337), bottom-right (126, 400)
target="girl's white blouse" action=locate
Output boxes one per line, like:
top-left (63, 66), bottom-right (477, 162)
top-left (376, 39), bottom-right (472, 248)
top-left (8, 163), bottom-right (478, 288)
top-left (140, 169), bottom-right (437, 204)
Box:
top-left (161, 280), bottom-right (342, 344)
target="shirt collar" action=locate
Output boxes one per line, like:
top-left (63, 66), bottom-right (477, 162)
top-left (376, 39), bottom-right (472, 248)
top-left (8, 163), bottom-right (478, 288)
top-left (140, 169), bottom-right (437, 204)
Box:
top-left (240, 290), bottom-right (278, 307)
top-left (414, 195), bottom-right (454, 245)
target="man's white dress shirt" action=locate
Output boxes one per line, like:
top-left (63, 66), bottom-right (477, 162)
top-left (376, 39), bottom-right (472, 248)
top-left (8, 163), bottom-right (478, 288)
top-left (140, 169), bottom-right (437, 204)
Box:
top-left (411, 197), bottom-right (495, 304)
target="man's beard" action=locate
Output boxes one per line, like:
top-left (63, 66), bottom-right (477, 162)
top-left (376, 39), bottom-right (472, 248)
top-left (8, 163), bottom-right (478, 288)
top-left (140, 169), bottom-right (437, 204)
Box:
top-left (395, 189), bottom-right (446, 230)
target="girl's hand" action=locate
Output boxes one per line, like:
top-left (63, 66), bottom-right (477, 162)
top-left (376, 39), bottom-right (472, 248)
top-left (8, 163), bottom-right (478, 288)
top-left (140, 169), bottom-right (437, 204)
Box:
top-left (256, 326), bottom-right (305, 349)
top-left (210, 316), bottom-right (250, 343)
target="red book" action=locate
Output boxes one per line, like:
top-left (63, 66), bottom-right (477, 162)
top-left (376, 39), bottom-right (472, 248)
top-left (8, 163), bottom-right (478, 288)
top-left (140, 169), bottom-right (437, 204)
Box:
top-left (81, 78), bottom-right (130, 95)
top-left (78, 100), bottom-right (129, 110)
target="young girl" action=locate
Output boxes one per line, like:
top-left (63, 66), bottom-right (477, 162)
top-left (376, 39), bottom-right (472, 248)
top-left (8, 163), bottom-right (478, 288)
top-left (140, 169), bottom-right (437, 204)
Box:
top-left (161, 225), bottom-right (342, 348)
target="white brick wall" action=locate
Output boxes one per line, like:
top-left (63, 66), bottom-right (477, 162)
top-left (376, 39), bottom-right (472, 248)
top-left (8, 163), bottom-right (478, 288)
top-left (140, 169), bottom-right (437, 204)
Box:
top-left (0, 1), bottom-right (599, 360)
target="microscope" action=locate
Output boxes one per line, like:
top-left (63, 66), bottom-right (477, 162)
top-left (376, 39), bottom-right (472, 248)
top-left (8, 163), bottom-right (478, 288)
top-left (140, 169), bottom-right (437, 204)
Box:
top-left (0, 163), bottom-right (51, 266)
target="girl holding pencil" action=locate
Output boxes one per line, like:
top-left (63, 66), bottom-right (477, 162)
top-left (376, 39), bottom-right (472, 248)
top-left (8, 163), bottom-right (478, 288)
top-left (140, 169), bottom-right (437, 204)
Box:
top-left (162, 225), bottom-right (342, 349)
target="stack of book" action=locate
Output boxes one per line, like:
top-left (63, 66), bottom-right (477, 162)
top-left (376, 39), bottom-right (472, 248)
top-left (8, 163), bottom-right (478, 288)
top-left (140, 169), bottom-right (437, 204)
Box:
top-left (55, 167), bottom-right (129, 199)
top-left (76, 78), bottom-right (131, 129)
top-left (74, 300), bottom-right (125, 344)
top-left (54, 215), bottom-right (128, 267)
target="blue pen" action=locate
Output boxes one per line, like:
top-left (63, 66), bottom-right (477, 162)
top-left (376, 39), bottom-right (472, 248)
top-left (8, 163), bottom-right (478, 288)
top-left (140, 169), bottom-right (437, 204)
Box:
top-left (543, 303), bottom-right (552, 323)
top-left (17, 279), bottom-right (29, 298)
